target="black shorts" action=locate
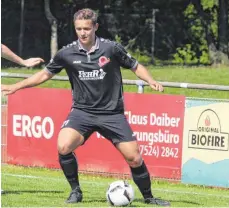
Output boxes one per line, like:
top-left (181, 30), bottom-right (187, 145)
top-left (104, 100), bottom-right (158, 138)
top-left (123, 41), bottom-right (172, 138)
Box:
top-left (61, 108), bottom-right (136, 145)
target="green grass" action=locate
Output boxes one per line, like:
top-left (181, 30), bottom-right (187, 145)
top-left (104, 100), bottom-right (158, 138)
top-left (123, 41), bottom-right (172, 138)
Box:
top-left (1, 66), bottom-right (229, 99)
top-left (2, 165), bottom-right (229, 207)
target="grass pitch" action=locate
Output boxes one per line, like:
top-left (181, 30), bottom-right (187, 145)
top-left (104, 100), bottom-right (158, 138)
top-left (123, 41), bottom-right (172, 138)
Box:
top-left (1, 165), bottom-right (229, 207)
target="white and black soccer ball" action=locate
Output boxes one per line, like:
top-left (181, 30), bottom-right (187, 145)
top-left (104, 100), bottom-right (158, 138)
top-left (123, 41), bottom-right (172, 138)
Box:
top-left (106, 180), bottom-right (135, 206)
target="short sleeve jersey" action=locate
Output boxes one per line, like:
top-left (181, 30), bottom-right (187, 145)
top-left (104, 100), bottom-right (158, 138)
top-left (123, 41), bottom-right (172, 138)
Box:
top-left (45, 37), bottom-right (138, 114)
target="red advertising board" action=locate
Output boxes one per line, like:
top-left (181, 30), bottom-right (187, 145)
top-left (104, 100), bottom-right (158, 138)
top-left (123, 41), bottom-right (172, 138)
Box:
top-left (7, 88), bottom-right (185, 179)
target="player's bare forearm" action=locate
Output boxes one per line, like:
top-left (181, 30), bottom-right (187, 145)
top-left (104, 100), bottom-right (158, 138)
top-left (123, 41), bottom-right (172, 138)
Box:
top-left (17, 69), bottom-right (53, 89)
top-left (1, 44), bottom-right (24, 65)
top-left (1, 69), bottom-right (54, 95)
top-left (132, 63), bottom-right (155, 83)
top-left (132, 63), bottom-right (163, 92)
top-left (1, 44), bottom-right (44, 67)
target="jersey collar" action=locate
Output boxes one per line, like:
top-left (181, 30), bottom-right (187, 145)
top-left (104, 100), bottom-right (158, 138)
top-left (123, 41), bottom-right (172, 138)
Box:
top-left (77, 36), bottom-right (99, 53)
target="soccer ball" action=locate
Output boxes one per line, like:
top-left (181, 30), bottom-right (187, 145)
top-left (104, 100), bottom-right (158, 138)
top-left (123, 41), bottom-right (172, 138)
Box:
top-left (106, 180), bottom-right (135, 206)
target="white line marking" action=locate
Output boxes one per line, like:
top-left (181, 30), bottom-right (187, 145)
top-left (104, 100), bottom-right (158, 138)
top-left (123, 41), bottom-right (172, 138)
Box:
top-left (2, 173), bottom-right (107, 185)
top-left (2, 173), bottom-right (229, 199)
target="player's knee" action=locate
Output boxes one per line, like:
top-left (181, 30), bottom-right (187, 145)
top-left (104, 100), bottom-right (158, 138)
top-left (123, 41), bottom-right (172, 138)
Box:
top-left (126, 154), bottom-right (142, 167)
top-left (58, 143), bottom-right (72, 155)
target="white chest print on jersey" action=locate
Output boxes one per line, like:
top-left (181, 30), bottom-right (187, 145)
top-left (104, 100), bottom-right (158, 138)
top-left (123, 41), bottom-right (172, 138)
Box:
top-left (78, 69), bottom-right (106, 80)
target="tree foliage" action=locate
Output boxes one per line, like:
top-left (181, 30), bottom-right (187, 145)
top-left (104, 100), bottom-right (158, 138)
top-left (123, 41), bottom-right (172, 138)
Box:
top-left (1, 0), bottom-right (228, 66)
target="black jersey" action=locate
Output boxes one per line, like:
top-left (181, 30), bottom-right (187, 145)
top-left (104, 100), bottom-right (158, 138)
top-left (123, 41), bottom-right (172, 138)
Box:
top-left (45, 37), bottom-right (138, 114)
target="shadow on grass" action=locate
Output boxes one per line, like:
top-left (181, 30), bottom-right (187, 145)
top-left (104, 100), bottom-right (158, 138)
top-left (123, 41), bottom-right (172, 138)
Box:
top-left (2, 190), bottom-right (64, 195)
top-left (83, 199), bottom-right (107, 203)
top-left (80, 197), bottom-right (201, 206)
top-left (83, 198), bottom-right (143, 207)
top-left (133, 198), bottom-right (201, 206)
top-left (168, 200), bottom-right (200, 206)
top-left (82, 198), bottom-right (200, 206)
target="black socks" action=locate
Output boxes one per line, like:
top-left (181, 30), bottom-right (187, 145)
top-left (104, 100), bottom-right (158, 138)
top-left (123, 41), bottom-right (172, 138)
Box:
top-left (59, 152), bottom-right (79, 190)
top-left (130, 161), bottom-right (153, 199)
top-left (59, 152), bottom-right (152, 198)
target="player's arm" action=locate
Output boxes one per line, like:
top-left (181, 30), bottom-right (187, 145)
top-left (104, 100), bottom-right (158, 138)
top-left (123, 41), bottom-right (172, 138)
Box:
top-left (1, 44), bottom-right (44, 67)
top-left (113, 42), bottom-right (163, 92)
top-left (1, 69), bottom-right (54, 95)
top-left (132, 63), bottom-right (163, 92)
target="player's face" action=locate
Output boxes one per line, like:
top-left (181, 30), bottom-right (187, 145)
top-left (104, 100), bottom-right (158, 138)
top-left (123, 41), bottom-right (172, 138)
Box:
top-left (74, 19), bottom-right (98, 47)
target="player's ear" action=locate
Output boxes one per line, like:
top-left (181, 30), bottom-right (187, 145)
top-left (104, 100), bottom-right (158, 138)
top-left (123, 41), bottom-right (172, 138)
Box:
top-left (95, 23), bottom-right (99, 31)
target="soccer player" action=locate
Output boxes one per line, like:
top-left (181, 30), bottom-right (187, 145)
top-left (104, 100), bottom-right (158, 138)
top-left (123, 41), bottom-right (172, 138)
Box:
top-left (1, 44), bottom-right (44, 67)
top-left (1, 9), bottom-right (170, 206)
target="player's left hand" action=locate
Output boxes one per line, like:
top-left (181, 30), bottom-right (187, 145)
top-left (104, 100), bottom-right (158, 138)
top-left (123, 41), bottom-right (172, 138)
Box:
top-left (22, 58), bottom-right (44, 67)
top-left (149, 80), bottom-right (164, 92)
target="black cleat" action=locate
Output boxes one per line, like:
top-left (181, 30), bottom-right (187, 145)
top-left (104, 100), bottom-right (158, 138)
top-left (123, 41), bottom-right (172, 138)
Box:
top-left (144, 197), bottom-right (171, 207)
top-left (65, 186), bottom-right (83, 203)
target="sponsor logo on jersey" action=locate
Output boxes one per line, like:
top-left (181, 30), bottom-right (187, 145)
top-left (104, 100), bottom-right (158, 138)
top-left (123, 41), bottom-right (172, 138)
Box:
top-left (98, 56), bottom-right (110, 67)
top-left (78, 69), bottom-right (106, 80)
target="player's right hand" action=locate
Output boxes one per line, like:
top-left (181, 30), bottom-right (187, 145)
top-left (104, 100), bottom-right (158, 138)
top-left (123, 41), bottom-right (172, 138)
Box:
top-left (1, 84), bottom-right (18, 96)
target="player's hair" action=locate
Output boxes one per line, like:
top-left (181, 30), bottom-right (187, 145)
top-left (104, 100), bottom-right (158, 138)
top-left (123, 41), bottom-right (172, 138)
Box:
top-left (73, 8), bottom-right (98, 25)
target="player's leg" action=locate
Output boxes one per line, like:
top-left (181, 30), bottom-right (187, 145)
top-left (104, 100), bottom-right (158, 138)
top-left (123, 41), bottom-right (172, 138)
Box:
top-left (115, 141), bottom-right (154, 199)
top-left (58, 127), bottom-right (84, 203)
top-left (98, 114), bottom-right (153, 198)
top-left (58, 108), bottom-right (96, 203)
top-left (98, 113), bottom-right (170, 206)
top-left (116, 141), bottom-right (170, 206)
